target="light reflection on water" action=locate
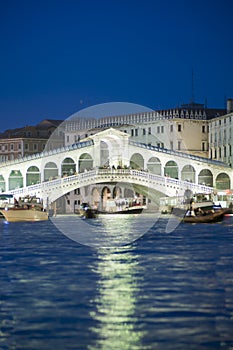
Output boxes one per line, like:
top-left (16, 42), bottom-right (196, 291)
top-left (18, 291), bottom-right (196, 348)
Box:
top-left (0, 217), bottom-right (233, 349)
top-left (88, 247), bottom-right (147, 350)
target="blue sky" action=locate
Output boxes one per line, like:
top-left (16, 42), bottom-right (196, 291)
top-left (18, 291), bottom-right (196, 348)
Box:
top-left (0, 0), bottom-right (233, 132)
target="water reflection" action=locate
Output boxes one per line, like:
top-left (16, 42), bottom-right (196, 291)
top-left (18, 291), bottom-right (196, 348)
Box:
top-left (50, 213), bottom-right (157, 248)
top-left (89, 247), bottom-right (147, 350)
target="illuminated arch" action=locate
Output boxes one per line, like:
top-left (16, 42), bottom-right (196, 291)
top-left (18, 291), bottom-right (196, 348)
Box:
top-left (61, 157), bottom-right (76, 176)
top-left (164, 161), bottom-right (178, 179)
top-left (0, 175), bottom-right (6, 192)
top-left (79, 153), bottom-right (93, 172)
top-left (9, 170), bottom-right (23, 190)
top-left (44, 162), bottom-right (58, 181)
top-left (216, 173), bottom-right (231, 190)
top-left (26, 166), bottom-right (40, 186)
top-left (130, 153), bottom-right (144, 170)
top-left (181, 165), bottom-right (195, 183)
top-left (147, 157), bottom-right (161, 175)
top-left (198, 169), bottom-right (213, 187)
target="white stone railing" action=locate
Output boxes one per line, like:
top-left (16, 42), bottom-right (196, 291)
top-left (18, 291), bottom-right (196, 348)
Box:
top-left (7, 168), bottom-right (213, 203)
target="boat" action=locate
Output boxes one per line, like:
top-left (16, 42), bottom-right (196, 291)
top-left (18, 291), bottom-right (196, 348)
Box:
top-left (181, 209), bottom-right (227, 223)
top-left (0, 194), bottom-right (15, 217)
top-left (97, 198), bottom-right (147, 215)
top-left (0, 196), bottom-right (48, 222)
top-left (79, 203), bottom-right (97, 219)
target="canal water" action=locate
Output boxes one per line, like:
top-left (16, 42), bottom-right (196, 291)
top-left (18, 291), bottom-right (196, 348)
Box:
top-left (1, 215), bottom-right (233, 350)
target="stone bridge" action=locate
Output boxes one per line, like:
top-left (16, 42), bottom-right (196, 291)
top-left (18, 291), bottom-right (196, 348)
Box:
top-left (0, 128), bottom-right (232, 207)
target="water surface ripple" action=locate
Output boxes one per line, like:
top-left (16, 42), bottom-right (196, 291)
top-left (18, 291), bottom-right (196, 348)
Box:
top-left (0, 216), bottom-right (233, 349)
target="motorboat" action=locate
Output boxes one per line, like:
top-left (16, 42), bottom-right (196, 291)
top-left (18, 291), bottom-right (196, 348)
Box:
top-left (97, 198), bottom-right (147, 214)
top-left (0, 196), bottom-right (48, 222)
top-left (79, 203), bottom-right (97, 219)
top-left (181, 209), bottom-right (227, 223)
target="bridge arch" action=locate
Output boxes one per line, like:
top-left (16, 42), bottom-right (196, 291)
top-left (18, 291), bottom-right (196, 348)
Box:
top-left (101, 186), bottom-right (111, 211)
top-left (198, 169), bottom-right (213, 187)
top-left (61, 157), bottom-right (76, 176)
top-left (113, 186), bottom-right (122, 198)
top-left (9, 170), bottom-right (23, 190)
top-left (44, 162), bottom-right (58, 181)
top-left (130, 153), bottom-right (144, 170)
top-left (91, 187), bottom-right (100, 208)
top-left (26, 166), bottom-right (40, 186)
top-left (79, 153), bottom-right (93, 172)
top-left (181, 164), bottom-right (195, 183)
top-left (164, 160), bottom-right (178, 179)
top-left (0, 174), bottom-right (6, 192)
top-left (147, 157), bottom-right (161, 175)
top-left (215, 173), bottom-right (231, 190)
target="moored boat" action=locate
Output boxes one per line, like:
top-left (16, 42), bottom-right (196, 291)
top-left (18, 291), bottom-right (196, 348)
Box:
top-left (0, 207), bottom-right (49, 222)
top-left (0, 196), bottom-right (48, 222)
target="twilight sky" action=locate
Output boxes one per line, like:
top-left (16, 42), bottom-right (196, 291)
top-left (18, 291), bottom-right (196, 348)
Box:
top-left (0, 0), bottom-right (233, 132)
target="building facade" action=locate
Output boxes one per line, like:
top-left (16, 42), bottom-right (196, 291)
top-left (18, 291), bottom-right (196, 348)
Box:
top-left (0, 119), bottom-right (63, 162)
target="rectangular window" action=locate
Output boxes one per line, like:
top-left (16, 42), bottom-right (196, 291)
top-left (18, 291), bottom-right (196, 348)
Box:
top-left (66, 135), bottom-right (69, 143)
top-left (157, 126), bottom-right (160, 133)
top-left (178, 124), bottom-right (182, 132)
top-left (170, 125), bottom-right (173, 132)
top-left (161, 126), bottom-right (164, 133)
top-left (143, 128), bottom-right (146, 135)
top-left (178, 141), bottom-right (181, 150)
top-left (25, 144), bottom-right (29, 150)
top-left (148, 127), bottom-right (151, 135)
top-left (202, 142), bottom-right (205, 151)
top-left (131, 129), bottom-right (134, 137)
top-left (135, 129), bottom-right (138, 136)
top-left (11, 144), bottom-right (14, 150)
top-left (202, 125), bottom-right (205, 133)
top-left (18, 143), bottom-right (21, 149)
top-left (224, 146), bottom-right (226, 157)
top-left (170, 141), bottom-right (173, 150)
top-left (34, 144), bottom-right (38, 151)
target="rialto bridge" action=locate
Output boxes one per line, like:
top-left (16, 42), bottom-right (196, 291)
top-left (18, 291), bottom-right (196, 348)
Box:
top-left (0, 128), bottom-right (232, 208)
